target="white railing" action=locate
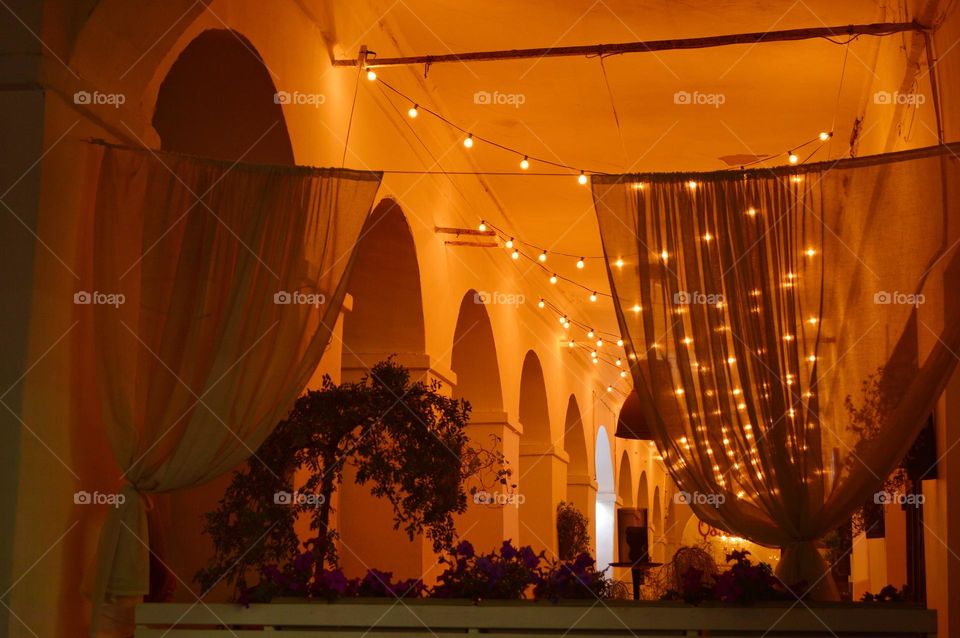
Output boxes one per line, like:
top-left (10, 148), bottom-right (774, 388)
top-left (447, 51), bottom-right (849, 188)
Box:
top-left (136, 600), bottom-right (936, 637)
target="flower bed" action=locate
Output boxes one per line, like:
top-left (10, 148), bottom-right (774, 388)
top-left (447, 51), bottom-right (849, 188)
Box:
top-left (135, 600), bottom-right (936, 637)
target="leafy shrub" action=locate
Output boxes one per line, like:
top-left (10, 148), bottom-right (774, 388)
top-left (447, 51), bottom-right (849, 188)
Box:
top-left (432, 540), bottom-right (542, 600)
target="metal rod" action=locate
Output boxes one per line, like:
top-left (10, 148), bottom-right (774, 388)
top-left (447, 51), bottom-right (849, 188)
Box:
top-left (443, 240), bottom-right (499, 247)
top-left (337, 22), bottom-right (925, 68)
top-left (435, 226), bottom-right (496, 236)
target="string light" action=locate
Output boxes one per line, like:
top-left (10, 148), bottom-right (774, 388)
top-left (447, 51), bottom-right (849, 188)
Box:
top-left (616, 339), bottom-right (624, 347)
top-left (615, 258), bottom-right (624, 268)
top-left (408, 104), bottom-right (419, 118)
top-left (578, 171), bottom-right (588, 185)
top-left (365, 68), bottom-right (377, 81)
top-left (576, 258), bottom-right (585, 269)
top-left (463, 134), bottom-right (474, 148)
top-left (568, 339), bottom-right (575, 348)
top-left (596, 338), bottom-right (604, 347)
top-left (549, 274), bottom-right (558, 284)
top-left (538, 250), bottom-right (548, 262)
top-left (819, 131), bottom-right (833, 141)
top-left (520, 156), bottom-right (530, 170)
top-left (587, 329), bottom-right (595, 339)
top-left (511, 249), bottom-right (520, 260)
top-left (478, 220), bottom-right (487, 232)
top-left (504, 238), bottom-right (514, 249)
top-left (805, 247), bottom-right (817, 257)
top-left (589, 292), bottom-right (598, 302)
top-left (538, 299), bottom-right (545, 309)
top-left (746, 207), bottom-right (757, 217)
top-left (788, 151), bottom-right (799, 164)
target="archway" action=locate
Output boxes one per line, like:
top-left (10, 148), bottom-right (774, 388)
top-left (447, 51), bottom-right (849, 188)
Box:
top-left (342, 199), bottom-right (425, 359)
top-left (595, 425), bottom-right (615, 570)
top-left (451, 291), bottom-right (512, 552)
top-left (637, 471), bottom-right (649, 510)
top-left (147, 28), bottom-right (295, 602)
top-left (562, 396), bottom-right (595, 555)
top-left (518, 351), bottom-right (563, 555)
top-left (337, 199), bottom-right (430, 580)
top-left (617, 452), bottom-right (634, 508)
top-left (153, 29), bottom-right (294, 164)
top-left (652, 486), bottom-right (663, 562)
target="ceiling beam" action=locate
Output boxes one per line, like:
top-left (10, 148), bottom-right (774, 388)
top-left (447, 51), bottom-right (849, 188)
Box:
top-left (337, 22), bottom-right (926, 68)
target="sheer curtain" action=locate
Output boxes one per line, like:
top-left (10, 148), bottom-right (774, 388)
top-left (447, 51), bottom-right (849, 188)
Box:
top-left (80, 144), bottom-right (381, 632)
top-left (593, 143), bottom-right (960, 598)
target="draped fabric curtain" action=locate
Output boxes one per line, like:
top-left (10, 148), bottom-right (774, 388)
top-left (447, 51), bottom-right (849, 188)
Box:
top-left (82, 144), bottom-right (381, 632)
top-left (593, 143), bottom-right (960, 598)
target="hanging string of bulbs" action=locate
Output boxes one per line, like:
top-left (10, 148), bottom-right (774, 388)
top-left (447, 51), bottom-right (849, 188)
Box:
top-left (367, 68), bottom-right (835, 177)
top-left (370, 74), bottom-right (601, 183)
top-left (478, 219), bottom-right (613, 302)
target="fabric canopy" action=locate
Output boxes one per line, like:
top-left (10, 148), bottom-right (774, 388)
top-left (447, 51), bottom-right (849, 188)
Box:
top-left (81, 144), bottom-right (381, 633)
top-left (593, 143), bottom-right (960, 598)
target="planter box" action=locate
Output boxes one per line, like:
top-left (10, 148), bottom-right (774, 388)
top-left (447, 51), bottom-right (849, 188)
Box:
top-left (135, 599), bottom-right (936, 637)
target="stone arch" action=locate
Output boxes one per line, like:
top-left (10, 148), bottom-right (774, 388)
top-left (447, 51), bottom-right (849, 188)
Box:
top-left (342, 199), bottom-right (425, 359)
top-left (637, 470), bottom-right (649, 510)
top-left (451, 291), bottom-right (503, 412)
top-left (617, 451), bottom-right (634, 508)
top-left (146, 26), bottom-right (295, 602)
top-left (595, 425), bottom-right (615, 570)
top-left (562, 395), bottom-right (595, 555)
top-left (153, 29), bottom-right (294, 164)
top-left (517, 350), bottom-right (561, 554)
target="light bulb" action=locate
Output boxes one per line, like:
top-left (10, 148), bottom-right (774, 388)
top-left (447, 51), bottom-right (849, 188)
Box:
top-left (559, 315), bottom-right (567, 324)
top-left (408, 104), bottom-right (418, 118)
top-left (807, 354), bottom-right (817, 362)
top-left (589, 292), bottom-right (597, 302)
top-left (620, 370), bottom-right (627, 378)
top-left (520, 156), bottom-right (529, 170)
top-left (478, 221), bottom-right (487, 232)
top-left (587, 330), bottom-right (595, 338)
top-left (505, 238), bottom-right (514, 249)
top-left (549, 274), bottom-right (558, 284)
top-left (568, 340), bottom-right (575, 348)
top-left (703, 232), bottom-right (713, 242)
top-left (511, 249), bottom-right (520, 260)
top-left (807, 316), bottom-right (818, 325)
top-left (576, 258), bottom-right (585, 269)
top-left (615, 258), bottom-right (624, 268)
top-left (687, 180), bottom-right (698, 190)
top-left (463, 134), bottom-right (474, 148)
top-left (366, 68), bottom-right (377, 81)
top-left (615, 358), bottom-right (622, 366)
top-left (660, 250), bottom-right (669, 261)
top-left (788, 152), bottom-right (799, 164)
top-left (805, 247), bottom-right (816, 257)
top-left (592, 357), bottom-right (599, 365)
top-left (819, 131), bottom-right (832, 141)
top-left (538, 250), bottom-right (547, 262)
top-left (537, 299), bottom-right (545, 309)
top-left (607, 385), bottom-right (613, 393)
top-left (591, 350), bottom-right (598, 358)
top-left (746, 207), bottom-right (757, 217)
top-left (632, 304), bottom-right (642, 313)
top-left (596, 338), bottom-right (604, 347)
top-left (578, 171), bottom-right (588, 185)
top-left (616, 339), bottom-right (624, 347)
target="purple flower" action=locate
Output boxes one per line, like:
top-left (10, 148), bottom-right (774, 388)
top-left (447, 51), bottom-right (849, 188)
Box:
top-left (500, 540), bottom-right (520, 560)
top-left (520, 546), bottom-right (540, 569)
top-left (456, 540), bottom-right (475, 558)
